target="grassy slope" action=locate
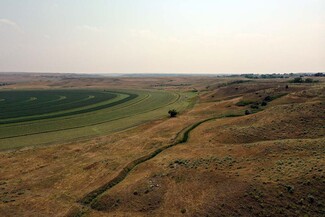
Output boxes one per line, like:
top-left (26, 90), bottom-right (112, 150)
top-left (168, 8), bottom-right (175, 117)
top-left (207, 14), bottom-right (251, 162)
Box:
top-left (83, 82), bottom-right (325, 217)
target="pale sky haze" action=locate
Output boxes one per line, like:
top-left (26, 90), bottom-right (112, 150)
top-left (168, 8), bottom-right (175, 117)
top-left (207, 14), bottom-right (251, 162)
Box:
top-left (0, 0), bottom-right (324, 74)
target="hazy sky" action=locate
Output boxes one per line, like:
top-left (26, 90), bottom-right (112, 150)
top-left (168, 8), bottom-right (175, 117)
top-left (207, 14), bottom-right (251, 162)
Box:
top-left (0, 0), bottom-right (324, 74)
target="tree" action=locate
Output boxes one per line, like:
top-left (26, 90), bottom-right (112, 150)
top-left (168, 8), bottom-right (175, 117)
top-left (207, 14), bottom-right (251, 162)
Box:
top-left (293, 77), bottom-right (303, 83)
top-left (314, 73), bottom-right (324, 77)
top-left (168, 109), bottom-right (178, 118)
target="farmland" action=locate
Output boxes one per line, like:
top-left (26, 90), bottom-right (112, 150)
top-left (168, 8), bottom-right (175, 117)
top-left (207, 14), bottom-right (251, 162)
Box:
top-left (0, 89), bottom-right (195, 150)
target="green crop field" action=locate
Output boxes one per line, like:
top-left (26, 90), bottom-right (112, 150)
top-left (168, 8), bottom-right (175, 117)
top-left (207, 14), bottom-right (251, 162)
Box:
top-left (0, 89), bottom-right (196, 150)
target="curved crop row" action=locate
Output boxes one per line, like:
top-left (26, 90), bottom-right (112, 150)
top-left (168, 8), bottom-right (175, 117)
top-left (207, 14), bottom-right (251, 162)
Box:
top-left (0, 90), bottom-right (119, 120)
top-left (0, 91), bottom-right (137, 124)
top-left (0, 90), bottom-right (175, 138)
top-left (0, 89), bottom-right (195, 150)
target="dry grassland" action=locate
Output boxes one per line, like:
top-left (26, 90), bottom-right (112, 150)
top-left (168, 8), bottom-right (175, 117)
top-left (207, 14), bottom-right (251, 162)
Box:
top-left (0, 75), bottom-right (324, 217)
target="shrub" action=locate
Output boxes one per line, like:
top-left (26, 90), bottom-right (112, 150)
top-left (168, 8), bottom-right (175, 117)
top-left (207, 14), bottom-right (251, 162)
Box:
top-left (285, 185), bottom-right (294, 194)
top-left (291, 77), bottom-right (318, 83)
top-left (261, 101), bottom-right (268, 106)
top-left (250, 102), bottom-right (259, 109)
top-left (236, 100), bottom-right (253, 106)
top-left (307, 194), bottom-right (315, 203)
top-left (245, 110), bottom-right (252, 115)
top-left (168, 109), bottom-right (178, 118)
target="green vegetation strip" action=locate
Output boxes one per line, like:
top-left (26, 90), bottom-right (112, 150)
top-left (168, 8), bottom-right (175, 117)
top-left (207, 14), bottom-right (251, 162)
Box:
top-left (0, 90), bottom-right (112, 114)
top-left (0, 92), bottom-right (174, 139)
top-left (0, 90), bottom-right (195, 150)
top-left (0, 93), bottom-right (172, 140)
top-left (1, 92), bottom-right (137, 128)
top-left (0, 90), bottom-right (137, 124)
top-left (75, 114), bottom-right (243, 215)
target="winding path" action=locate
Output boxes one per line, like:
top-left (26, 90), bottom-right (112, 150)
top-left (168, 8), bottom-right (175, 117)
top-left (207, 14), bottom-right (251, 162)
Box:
top-left (68, 114), bottom-right (242, 217)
